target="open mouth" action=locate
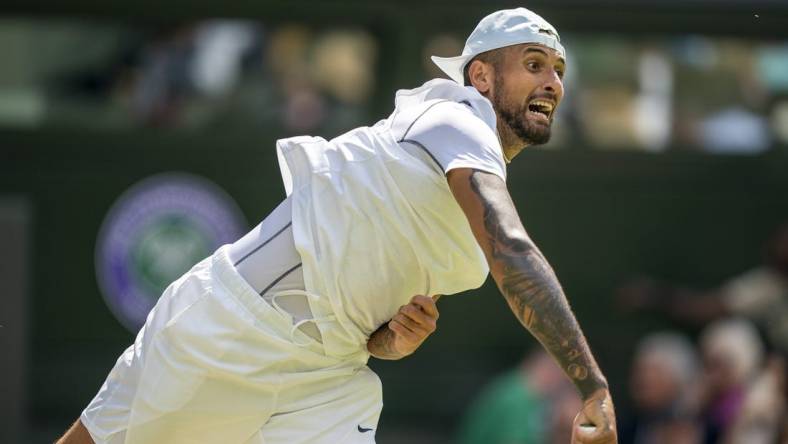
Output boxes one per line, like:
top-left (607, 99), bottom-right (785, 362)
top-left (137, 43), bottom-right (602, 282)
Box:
top-left (527, 99), bottom-right (554, 121)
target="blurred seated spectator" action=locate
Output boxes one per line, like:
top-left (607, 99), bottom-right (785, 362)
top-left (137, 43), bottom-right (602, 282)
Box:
top-left (617, 223), bottom-right (788, 355)
top-left (696, 318), bottom-right (781, 444)
top-left (726, 356), bottom-right (786, 444)
top-left (545, 381), bottom-right (583, 444)
top-left (456, 350), bottom-right (581, 444)
top-left (619, 332), bottom-right (701, 444)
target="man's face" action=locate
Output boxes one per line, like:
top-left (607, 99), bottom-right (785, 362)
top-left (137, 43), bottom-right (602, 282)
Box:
top-left (630, 353), bottom-right (682, 412)
top-left (490, 44), bottom-right (565, 146)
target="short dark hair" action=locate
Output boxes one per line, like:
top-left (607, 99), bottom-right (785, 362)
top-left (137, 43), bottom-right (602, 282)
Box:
top-left (462, 48), bottom-right (505, 86)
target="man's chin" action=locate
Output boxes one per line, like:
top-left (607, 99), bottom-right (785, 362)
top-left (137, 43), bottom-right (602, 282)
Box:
top-left (521, 126), bottom-right (552, 146)
top-left (518, 117), bottom-right (553, 145)
top-left (524, 136), bottom-right (551, 146)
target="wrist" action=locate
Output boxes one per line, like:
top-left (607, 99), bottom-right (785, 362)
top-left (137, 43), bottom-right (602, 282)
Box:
top-left (367, 326), bottom-right (408, 360)
top-left (577, 373), bottom-right (609, 401)
top-left (368, 346), bottom-right (408, 360)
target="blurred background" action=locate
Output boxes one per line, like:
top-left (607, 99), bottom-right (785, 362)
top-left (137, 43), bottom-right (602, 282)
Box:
top-left (1, 0), bottom-right (787, 442)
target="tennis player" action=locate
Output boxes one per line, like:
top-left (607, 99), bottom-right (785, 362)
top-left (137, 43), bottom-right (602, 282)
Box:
top-left (60, 7), bottom-right (617, 444)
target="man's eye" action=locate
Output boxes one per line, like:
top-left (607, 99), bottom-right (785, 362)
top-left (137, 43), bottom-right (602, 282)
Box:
top-left (526, 61), bottom-right (541, 71)
top-left (556, 68), bottom-right (565, 79)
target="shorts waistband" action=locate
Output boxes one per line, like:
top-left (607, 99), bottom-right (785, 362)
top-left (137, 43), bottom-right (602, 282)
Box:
top-left (211, 245), bottom-right (368, 362)
top-left (211, 245), bottom-right (324, 351)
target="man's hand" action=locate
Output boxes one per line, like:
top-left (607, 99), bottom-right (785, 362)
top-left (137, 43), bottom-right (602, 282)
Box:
top-left (388, 295), bottom-right (439, 356)
top-left (572, 389), bottom-right (617, 444)
top-left (367, 295), bottom-right (439, 360)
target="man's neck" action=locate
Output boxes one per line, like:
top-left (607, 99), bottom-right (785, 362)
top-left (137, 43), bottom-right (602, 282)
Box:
top-left (496, 117), bottom-right (528, 163)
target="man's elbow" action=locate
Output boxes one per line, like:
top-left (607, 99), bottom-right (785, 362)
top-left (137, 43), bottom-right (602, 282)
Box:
top-left (485, 232), bottom-right (542, 283)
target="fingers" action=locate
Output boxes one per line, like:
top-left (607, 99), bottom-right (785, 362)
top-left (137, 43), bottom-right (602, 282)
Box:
top-left (398, 303), bottom-right (437, 333)
top-left (409, 295), bottom-right (439, 319)
top-left (388, 319), bottom-right (421, 344)
top-left (572, 391), bottom-right (617, 444)
top-left (391, 312), bottom-right (429, 336)
top-left (571, 414), bottom-right (601, 444)
top-left (387, 295), bottom-right (440, 346)
top-left (573, 425), bottom-right (615, 444)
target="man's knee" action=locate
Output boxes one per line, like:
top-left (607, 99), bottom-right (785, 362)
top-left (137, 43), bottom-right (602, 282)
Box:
top-left (56, 419), bottom-right (95, 444)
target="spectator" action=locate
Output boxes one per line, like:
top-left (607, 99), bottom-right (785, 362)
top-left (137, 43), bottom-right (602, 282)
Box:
top-left (457, 351), bottom-right (581, 444)
top-left (726, 356), bottom-right (786, 444)
top-left (697, 318), bottom-right (765, 443)
top-left (619, 332), bottom-right (702, 444)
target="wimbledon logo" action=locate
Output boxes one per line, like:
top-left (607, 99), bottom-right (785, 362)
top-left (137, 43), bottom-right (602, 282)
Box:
top-left (95, 173), bottom-right (247, 332)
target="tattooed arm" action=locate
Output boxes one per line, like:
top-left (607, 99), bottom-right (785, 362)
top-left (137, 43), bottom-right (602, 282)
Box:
top-left (448, 168), bottom-right (616, 443)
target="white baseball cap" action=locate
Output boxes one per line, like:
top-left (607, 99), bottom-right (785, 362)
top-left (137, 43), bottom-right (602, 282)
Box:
top-left (431, 8), bottom-right (565, 85)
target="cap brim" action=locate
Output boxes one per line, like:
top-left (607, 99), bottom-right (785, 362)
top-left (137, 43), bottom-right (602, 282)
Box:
top-left (431, 55), bottom-right (472, 85)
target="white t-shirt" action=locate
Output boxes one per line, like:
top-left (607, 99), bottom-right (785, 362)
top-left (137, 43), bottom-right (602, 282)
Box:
top-left (391, 96), bottom-right (506, 181)
top-left (276, 79), bottom-right (506, 357)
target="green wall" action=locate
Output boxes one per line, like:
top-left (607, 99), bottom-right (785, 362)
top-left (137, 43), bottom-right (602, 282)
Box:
top-left (3, 129), bottom-right (787, 438)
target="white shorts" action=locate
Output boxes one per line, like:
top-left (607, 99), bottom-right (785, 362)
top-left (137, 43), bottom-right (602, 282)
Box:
top-left (81, 246), bottom-right (382, 444)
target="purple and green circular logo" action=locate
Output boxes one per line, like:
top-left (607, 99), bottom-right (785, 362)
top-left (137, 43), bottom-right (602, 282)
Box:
top-left (96, 173), bottom-right (247, 332)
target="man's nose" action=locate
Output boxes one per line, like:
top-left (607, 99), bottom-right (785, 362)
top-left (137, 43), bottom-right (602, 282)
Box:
top-left (542, 72), bottom-right (563, 96)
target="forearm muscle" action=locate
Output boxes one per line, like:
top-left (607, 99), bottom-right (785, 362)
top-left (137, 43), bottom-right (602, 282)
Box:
top-left (467, 170), bottom-right (607, 399)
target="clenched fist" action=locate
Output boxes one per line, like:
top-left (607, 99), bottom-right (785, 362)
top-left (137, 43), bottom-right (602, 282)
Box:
top-left (367, 295), bottom-right (440, 359)
top-left (572, 389), bottom-right (617, 444)
top-left (388, 295), bottom-right (439, 356)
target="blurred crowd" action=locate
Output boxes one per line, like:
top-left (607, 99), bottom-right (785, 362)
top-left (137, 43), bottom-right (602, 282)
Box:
top-left (456, 351), bottom-right (582, 444)
top-left (0, 19), bottom-right (378, 133)
top-left (458, 223), bottom-right (788, 444)
top-left (620, 323), bottom-right (786, 444)
top-left (2, 18), bottom-right (788, 153)
top-left (457, 332), bottom-right (785, 444)
top-left (615, 223), bottom-right (788, 443)
top-left (425, 33), bottom-right (788, 154)
top-left (117, 21), bottom-right (377, 134)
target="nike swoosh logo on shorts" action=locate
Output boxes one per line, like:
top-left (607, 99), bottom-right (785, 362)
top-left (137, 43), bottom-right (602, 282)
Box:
top-left (357, 425), bottom-right (374, 433)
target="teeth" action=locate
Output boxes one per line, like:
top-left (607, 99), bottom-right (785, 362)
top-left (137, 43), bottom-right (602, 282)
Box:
top-left (530, 100), bottom-right (554, 112)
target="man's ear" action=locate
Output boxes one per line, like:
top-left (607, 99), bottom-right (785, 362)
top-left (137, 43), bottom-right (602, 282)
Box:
top-left (468, 60), bottom-right (493, 96)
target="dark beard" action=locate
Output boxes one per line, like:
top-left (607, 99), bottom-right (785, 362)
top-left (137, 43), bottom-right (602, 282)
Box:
top-left (492, 76), bottom-right (552, 146)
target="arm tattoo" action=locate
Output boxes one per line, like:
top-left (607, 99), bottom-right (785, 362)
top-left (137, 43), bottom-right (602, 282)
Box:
top-left (469, 171), bottom-right (607, 399)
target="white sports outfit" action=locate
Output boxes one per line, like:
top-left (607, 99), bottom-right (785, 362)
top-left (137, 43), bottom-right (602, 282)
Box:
top-left (82, 79), bottom-right (506, 443)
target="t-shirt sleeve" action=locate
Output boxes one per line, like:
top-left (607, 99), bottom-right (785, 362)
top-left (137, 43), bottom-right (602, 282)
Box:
top-left (402, 101), bottom-right (507, 181)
